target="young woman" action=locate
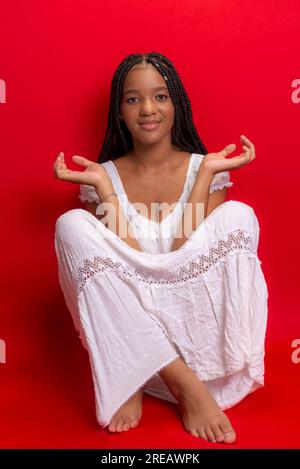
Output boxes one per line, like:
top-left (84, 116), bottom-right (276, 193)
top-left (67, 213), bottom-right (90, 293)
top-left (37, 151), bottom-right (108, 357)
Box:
top-left (53, 52), bottom-right (268, 444)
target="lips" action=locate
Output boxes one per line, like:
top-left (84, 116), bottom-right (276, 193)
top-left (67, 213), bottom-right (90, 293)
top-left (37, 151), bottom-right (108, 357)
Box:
top-left (138, 120), bottom-right (161, 124)
top-left (138, 121), bottom-right (162, 131)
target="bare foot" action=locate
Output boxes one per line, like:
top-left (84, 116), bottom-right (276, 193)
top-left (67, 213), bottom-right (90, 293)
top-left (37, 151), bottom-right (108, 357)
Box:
top-left (177, 369), bottom-right (236, 444)
top-left (107, 388), bottom-right (144, 432)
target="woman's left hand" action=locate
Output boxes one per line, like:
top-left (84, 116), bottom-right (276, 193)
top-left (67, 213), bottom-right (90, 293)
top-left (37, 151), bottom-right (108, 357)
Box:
top-left (201, 135), bottom-right (256, 175)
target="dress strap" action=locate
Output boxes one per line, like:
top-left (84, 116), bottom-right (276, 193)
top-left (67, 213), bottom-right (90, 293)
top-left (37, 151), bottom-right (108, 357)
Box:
top-left (180, 153), bottom-right (205, 201)
top-left (102, 161), bottom-right (124, 196)
top-left (190, 153), bottom-right (205, 179)
top-left (102, 161), bottom-right (131, 220)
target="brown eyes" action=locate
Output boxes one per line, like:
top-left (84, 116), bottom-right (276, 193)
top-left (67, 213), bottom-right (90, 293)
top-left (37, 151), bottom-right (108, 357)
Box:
top-left (126, 94), bottom-right (168, 103)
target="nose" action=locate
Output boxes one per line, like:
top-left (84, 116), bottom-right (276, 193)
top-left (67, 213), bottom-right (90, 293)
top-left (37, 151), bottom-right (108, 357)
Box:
top-left (140, 98), bottom-right (158, 115)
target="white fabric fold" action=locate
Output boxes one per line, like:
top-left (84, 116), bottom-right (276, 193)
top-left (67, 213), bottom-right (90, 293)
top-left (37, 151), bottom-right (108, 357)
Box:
top-left (54, 200), bottom-right (268, 427)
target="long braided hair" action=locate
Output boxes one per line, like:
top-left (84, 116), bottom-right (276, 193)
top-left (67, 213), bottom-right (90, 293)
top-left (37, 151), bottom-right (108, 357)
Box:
top-left (98, 52), bottom-right (208, 163)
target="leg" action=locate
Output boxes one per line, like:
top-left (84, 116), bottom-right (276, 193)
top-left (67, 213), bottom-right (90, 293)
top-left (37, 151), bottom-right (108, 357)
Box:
top-left (159, 357), bottom-right (236, 444)
top-left (143, 201), bottom-right (268, 443)
top-left (54, 208), bottom-right (180, 430)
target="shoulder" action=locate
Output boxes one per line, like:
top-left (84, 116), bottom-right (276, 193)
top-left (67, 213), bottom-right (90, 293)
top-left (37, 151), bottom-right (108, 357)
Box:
top-left (111, 155), bottom-right (134, 174)
top-left (172, 151), bottom-right (195, 173)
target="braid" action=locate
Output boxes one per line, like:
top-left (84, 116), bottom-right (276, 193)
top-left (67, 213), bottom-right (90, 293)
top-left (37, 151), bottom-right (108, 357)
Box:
top-left (98, 52), bottom-right (208, 163)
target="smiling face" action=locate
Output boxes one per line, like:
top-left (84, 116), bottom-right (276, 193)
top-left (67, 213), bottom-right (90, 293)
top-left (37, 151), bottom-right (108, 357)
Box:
top-left (119, 63), bottom-right (175, 146)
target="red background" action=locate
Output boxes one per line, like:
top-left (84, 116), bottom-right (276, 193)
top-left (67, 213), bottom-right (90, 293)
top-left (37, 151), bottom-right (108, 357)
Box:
top-left (0, 0), bottom-right (300, 449)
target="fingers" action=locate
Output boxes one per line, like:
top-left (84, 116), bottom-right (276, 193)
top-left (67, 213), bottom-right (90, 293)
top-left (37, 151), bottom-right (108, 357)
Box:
top-left (59, 152), bottom-right (67, 170)
top-left (72, 155), bottom-right (90, 167)
top-left (229, 135), bottom-right (256, 168)
top-left (53, 152), bottom-right (64, 177)
top-left (241, 135), bottom-right (256, 161)
top-left (220, 136), bottom-right (255, 164)
top-left (220, 143), bottom-right (236, 157)
top-left (54, 152), bottom-right (73, 180)
top-left (53, 152), bottom-right (91, 182)
top-left (233, 146), bottom-right (251, 166)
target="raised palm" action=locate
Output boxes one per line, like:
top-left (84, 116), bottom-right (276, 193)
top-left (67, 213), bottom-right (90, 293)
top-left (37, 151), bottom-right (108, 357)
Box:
top-left (53, 152), bottom-right (109, 187)
top-left (202, 135), bottom-right (256, 175)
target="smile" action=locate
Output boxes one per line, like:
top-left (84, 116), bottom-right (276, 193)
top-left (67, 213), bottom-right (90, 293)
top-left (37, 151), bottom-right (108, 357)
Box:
top-left (139, 122), bottom-right (161, 131)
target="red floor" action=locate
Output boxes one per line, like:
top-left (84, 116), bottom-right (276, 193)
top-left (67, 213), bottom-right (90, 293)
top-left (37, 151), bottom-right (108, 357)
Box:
top-left (1, 288), bottom-right (299, 449)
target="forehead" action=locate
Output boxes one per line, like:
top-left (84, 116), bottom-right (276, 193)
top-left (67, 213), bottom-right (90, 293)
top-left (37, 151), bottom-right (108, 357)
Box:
top-left (123, 64), bottom-right (167, 93)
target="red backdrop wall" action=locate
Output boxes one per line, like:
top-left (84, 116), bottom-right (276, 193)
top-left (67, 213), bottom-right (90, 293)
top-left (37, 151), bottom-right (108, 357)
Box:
top-left (0, 0), bottom-right (299, 449)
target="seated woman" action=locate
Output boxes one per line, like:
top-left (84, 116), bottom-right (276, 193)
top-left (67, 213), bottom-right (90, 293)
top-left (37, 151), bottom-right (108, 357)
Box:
top-left (53, 52), bottom-right (268, 445)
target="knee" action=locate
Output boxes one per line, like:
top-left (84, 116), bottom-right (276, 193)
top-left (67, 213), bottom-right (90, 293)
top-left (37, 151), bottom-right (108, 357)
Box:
top-left (216, 200), bottom-right (259, 238)
top-left (55, 208), bottom-right (91, 239)
top-left (223, 200), bottom-right (256, 221)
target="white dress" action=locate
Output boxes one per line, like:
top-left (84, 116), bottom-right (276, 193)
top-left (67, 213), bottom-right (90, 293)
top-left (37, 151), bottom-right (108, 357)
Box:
top-left (54, 153), bottom-right (269, 429)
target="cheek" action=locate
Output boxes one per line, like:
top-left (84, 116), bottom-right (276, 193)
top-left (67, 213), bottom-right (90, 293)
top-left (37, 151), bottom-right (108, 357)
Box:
top-left (120, 108), bottom-right (137, 127)
top-left (164, 102), bottom-right (175, 119)
top-left (163, 106), bottom-right (175, 126)
top-left (123, 105), bottom-right (139, 120)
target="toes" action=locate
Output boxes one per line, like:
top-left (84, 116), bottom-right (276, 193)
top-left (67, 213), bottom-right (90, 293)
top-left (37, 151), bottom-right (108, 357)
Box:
top-left (108, 419), bottom-right (117, 432)
top-left (109, 417), bottom-right (137, 432)
top-left (205, 426), bottom-right (216, 443)
top-left (123, 421), bottom-right (131, 432)
top-left (116, 419), bottom-right (125, 432)
top-left (220, 421), bottom-right (236, 444)
top-left (223, 431), bottom-right (236, 444)
top-left (190, 428), bottom-right (199, 438)
top-left (130, 419), bottom-right (139, 428)
top-left (211, 423), bottom-right (224, 443)
top-left (198, 428), bottom-right (209, 442)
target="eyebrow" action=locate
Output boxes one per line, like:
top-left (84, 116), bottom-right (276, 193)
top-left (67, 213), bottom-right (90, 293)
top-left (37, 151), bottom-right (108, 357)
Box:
top-left (124, 86), bottom-right (169, 95)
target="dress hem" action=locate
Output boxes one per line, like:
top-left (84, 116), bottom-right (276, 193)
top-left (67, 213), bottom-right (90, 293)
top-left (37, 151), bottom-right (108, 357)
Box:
top-left (97, 352), bottom-right (180, 429)
top-left (143, 362), bottom-right (265, 412)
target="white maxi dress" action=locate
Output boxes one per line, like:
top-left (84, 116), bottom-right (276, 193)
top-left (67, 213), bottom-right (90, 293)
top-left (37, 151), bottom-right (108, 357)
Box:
top-left (54, 153), bottom-right (269, 429)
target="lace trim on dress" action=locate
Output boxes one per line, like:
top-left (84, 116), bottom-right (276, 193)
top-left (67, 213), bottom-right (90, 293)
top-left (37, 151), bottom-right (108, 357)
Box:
top-left (210, 181), bottom-right (234, 193)
top-left (189, 155), bottom-right (234, 194)
top-left (78, 184), bottom-right (101, 204)
top-left (76, 228), bottom-right (258, 294)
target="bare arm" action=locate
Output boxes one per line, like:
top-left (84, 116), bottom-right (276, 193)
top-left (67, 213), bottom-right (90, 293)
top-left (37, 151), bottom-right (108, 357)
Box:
top-left (94, 184), bottom-right (143, 252)
top-left (54, 152), bottom-right (143, 252)
top-left (170, 133), bottom-right (256, 252)
top-left (207, 187), bottom-right (227, 217)
top-left (170, 164), bottom-right (214, 251)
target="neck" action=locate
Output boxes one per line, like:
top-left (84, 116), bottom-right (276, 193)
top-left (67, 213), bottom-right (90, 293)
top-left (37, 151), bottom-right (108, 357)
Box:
top-left (128, 141), bottom-right (182, 172)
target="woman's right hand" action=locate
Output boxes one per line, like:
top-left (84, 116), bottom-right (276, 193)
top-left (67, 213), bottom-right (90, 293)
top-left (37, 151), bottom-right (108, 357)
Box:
top-left (53, 152), bottom-right (109, 188)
